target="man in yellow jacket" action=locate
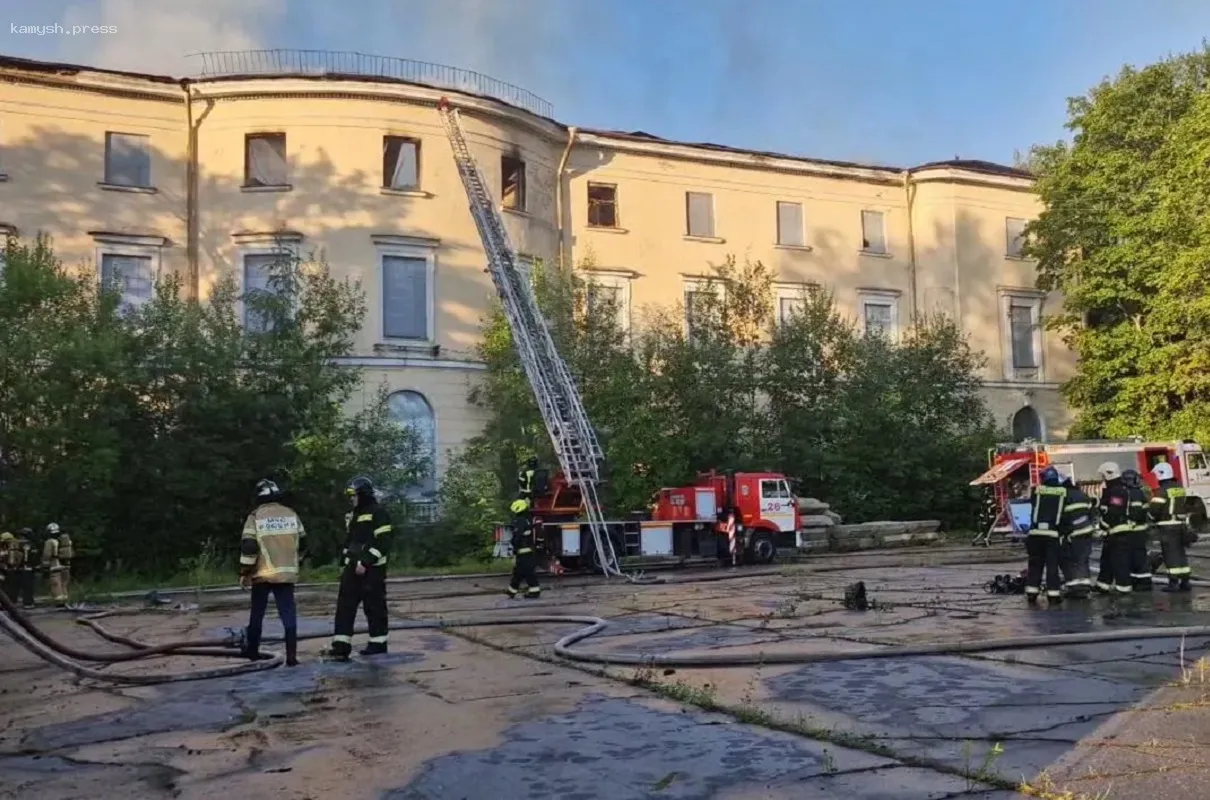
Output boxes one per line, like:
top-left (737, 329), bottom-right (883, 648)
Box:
top-left (239, 479), bottom-right (305, 666)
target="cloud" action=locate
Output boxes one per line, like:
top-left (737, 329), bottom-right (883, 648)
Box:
top-left (5, 0), bottom-right (287, 76)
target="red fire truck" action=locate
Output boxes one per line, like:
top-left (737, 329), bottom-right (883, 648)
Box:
top-left (493, 469), bottom-right (802, 571)
top-left (971, 438), bottom-right (1210, 543)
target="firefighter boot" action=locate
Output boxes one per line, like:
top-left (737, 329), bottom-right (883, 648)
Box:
top-left (523, 586), bottom-right (541, 599)
top-left (1180, 576), bottom-right (1193, 593)
top-left (360, 643), bottom-right (388, 656)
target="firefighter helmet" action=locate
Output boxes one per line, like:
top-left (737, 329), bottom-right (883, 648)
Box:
top-left (256, 478), bottom-right (282, 499)
top-left (510, 498), bottom-right (530, 514)
top-left (1122, 468), bottom-right (1141, 488)
top-left (1039, 466), bottom-right (1060, 486)
top-left (346, 476), bottom-right (376, 499)
top-left (1152, 462), bottom-right (1174, 482)
top-left (1098, 462), bottom-right (1122, 481)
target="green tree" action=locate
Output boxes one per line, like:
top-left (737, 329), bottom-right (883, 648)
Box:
top-left (1026, 46), bottom-right (1210, 440)
top-left (0, 236), bottom-right (424, 576)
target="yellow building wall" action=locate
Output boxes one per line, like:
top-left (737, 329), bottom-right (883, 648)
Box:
top-left (0, 58), bottom-right (1076, 474)
top-left (0, 78), bottom-right (187, 277)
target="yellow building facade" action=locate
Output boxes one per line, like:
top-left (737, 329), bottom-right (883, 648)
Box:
top-left (0, 52), bottom-right (1074, 497)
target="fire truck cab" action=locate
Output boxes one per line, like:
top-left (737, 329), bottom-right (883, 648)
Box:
top-left (973, 438), bottom-right (1210, 542)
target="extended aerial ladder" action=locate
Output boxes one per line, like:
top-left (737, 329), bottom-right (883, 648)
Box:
top-left (437, 99), bottom-right (631, 580)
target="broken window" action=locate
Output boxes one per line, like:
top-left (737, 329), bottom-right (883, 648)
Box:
top-left (244, 133), bottom-right (288, 187)
top-left (861, 210), bottom-right (886, 254)
top-left (383, 136), bottom-right (420, 190)
top-left (501, 155), bottom-right (526, 211)
top-left (686, 192), bottom-right (714, 238)
top-left (104, 132), bottom-right (151, 187)
top-left (587, 183), bottom-right (618, 227)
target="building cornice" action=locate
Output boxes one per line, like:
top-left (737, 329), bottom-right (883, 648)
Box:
top-left (188, 78), bottom-right (569, 146)
top-left (0, 68), bottom-right (183, 104)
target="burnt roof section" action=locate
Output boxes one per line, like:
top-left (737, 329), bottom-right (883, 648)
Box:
top-left (0, 53), bottom-right (179, 84)
top-left (0, 53), bottom-right (1031, 179)
top-left (912, 158), bottom-right (1034, 179)
top-left (579, 127), bottom-right (906, 174)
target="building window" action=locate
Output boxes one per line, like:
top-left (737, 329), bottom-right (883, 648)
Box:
top-left (1009, 302), bottom-right (1038, 369)
top-left (1000, 290), bottom-right (1044, 381)
top-left (99, 252), bottom-right (155, 311)
top-left (381, 247), bottom-right (434, 342)
top-left (244, 133), bottom-right (288, 187)
top-left (860, 210), bottom-right (887, 254)
top-left (1006, 217), bottom-right (1028, 258)
top-left (1012, 406), bottom-right (1043, 442)
top-left (502, 155), bottom-right (526, 211)
top-left (383, 136), bottom-right (420, 190)
top-left (587, 183), bottom-right (618, 228)
top-left (774, 284), bottom-right (812, 326)
top-left (683, 279), bottom-right (722, 341)
top-left (776, 202), bottom-right (805, 247)
top-left (584, 271), bottom-right (632, 330)
top-left (242, 252), bottom-right (288, 332)
top-left (387, 390), bottom-right (437, 501)
top-left (686, 192), bottom-right (715, 238)
top-left (859, 290), bottom-right (899, 338)
top-left (103, 132), bottom-right (151, 188)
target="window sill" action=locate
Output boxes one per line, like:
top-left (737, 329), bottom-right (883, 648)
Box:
top-left (684, 235), bottom-right (725, 244)
top-left (381, 187), bottom-right (432, 198)
top-left (775, 243), bottom-right (813, 252)
top-left (502, 205), bottom-right (530, 218)
top-left (587, 225), bottom-right (629, 235)
top-left (1005, 255), bottom-right (1035, 262)
top-left (859, 250), bottom-right (892, 259)
top-left (374, 341), bottom-right (440, 357)
top-left (241, 184), bottom-right (293, 193)
top-left (97, 182), bottom-right (158, 194)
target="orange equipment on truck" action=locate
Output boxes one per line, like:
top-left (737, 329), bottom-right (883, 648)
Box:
top-left (493, 469), bottom-right (802, 572)
top-left (971, 438), bottom-right (1210, 545)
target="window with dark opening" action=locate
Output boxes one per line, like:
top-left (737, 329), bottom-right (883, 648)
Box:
top-left (244, 133), bottom-right (288, 187)
top-left (587, 183), bottom-right (618, 227)
top-left (383, 136), bottom-right (420, 190)
top-left (501, 155), bottom-right (526, 211)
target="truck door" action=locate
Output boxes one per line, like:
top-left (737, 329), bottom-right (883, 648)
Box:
top-left (1143, 448), bottom-right (1172, 490)
top-left (759, 479), bottom-right (796, 533)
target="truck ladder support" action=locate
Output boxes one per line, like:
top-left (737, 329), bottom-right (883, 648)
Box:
top-left (437, 99), bottom-right (632, 581)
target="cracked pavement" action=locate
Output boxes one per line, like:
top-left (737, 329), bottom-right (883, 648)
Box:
top-left (3, 544), bottom-right (1210, 799)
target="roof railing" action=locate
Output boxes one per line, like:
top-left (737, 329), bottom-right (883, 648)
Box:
top-left (187, 49), bottom-right (553, 118)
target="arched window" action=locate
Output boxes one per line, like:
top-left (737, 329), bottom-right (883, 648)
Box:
top-left (387, 390), bottom-right (436, 499)
top-left (1011, 406), bottom-right (1043, 443)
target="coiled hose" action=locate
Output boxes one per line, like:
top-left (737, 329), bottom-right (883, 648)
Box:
top-left (7, 584), bottom-right (1210, 685)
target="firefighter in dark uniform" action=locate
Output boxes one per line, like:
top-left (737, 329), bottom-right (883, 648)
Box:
top-left (1149, 462), bottom-right (1193, 592)
top-left (1059, 477), bottom-right (1097, 598)
top-left (327, 477), bottom-right (394, 661)
top-left (1025, 465), bottom-right (1066, 604)
top-left (518, 457), bottom-right (538, 504)
top-left (1096, 462), bottom-right (1135, 595)
top-left (506, 498), bottom-right (541, 599)
top-left (1122, 468), bottom-right (1153, 591)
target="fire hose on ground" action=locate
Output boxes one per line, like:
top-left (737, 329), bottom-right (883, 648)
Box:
top-left (6, 585), bottom-right (1210, 686)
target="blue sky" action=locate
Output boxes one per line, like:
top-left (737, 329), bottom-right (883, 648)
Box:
top-left (2, 0), bottom-right (1209, 167)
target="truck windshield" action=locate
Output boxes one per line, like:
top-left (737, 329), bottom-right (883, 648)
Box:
top-left (1188, 452), bottom-right (1209, 471)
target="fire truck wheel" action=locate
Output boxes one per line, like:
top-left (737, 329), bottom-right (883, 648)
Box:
top-left (747, 531), bottom-right (777, 564)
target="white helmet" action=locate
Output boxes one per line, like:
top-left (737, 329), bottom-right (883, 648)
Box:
top-left (1152, 462), bottom-right (1174, 482)
top-left (1098, 461), bottom-right (1122, 481)
top-left (46, 522), bottom-right (60, 535)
